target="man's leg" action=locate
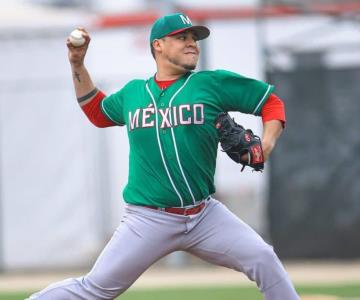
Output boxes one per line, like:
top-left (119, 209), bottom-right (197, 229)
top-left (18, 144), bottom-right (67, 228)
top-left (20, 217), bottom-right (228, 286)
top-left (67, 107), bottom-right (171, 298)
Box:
top-left (184, 198), bottom-right (300, 300)
top-left (27, 205), bottom-right (183, 300)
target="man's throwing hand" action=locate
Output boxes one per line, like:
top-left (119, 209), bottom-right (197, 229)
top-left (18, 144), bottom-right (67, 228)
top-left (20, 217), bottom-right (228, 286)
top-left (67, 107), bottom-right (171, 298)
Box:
top-left (66, 27), bottom-right (91, 68)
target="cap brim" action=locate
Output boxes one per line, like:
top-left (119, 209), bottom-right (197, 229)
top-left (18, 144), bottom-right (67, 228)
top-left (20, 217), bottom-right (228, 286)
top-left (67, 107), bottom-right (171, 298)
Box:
top-left (167, 25), bottom-right (210, 40)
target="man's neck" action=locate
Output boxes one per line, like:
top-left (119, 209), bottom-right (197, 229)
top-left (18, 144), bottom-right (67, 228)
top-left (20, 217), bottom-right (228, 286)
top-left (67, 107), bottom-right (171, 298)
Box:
top-left (155, 61), bottom-right (189, 81)
top-left (155, 70), bottom-right (186, 81)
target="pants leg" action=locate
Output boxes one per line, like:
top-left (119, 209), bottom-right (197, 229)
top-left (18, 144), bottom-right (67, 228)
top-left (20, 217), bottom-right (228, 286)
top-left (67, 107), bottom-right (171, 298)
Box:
top-left (184, 198), bottom-right (300, 300)
top-left (27, 205), bottom-right (184, 300)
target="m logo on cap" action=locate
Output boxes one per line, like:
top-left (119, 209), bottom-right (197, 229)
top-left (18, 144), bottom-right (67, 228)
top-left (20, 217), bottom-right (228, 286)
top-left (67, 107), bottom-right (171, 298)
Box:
top-left (180, 15), bottom-right (192, 25)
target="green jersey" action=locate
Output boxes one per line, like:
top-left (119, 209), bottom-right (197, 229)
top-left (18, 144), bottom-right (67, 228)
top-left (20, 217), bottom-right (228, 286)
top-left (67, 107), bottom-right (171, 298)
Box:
top-left (101, 69), bottom-right (274, 207)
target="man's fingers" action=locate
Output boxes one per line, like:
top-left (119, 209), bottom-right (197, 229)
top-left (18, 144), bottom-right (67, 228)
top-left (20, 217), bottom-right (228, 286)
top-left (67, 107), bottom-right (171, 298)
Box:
top-left (76, 27), bottom-right (91, 41)
top-left (84, 35), bottom-right (91, 44)
top-left (77, 27), bottom-right (87, 33)
top-left (66, 27), bottom-right (91, 47)
top-left (66, 38), bottom-right (89, 50)
top-left (66, 39), bottom-right (74, 49)
top-left (240, 153), bottom-right (250, 164)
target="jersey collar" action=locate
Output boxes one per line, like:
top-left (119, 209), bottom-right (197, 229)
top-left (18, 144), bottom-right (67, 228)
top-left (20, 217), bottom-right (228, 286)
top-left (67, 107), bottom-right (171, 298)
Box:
top-left (148, 71), bottom-right (193, 96)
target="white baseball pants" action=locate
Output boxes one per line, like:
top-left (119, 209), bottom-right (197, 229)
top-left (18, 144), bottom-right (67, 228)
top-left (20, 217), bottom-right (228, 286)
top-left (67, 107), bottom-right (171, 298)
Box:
top-left (27, 198), bottom-right (300, 300)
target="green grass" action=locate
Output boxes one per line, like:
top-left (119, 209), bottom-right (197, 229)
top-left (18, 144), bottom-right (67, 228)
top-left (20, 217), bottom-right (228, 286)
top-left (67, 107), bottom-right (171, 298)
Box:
top-left (7, 283), bottom-right (360, 300)
top-left (297, 283), bottom-right (360, 298)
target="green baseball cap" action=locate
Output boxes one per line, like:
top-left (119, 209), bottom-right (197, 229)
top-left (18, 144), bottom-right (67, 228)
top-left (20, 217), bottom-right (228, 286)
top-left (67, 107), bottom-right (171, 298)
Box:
top-left (150, 13), bottom-right (210, 45)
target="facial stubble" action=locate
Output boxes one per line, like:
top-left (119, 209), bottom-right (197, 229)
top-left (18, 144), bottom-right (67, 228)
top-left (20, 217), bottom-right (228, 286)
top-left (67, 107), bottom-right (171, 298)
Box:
top-left (166, 54), bottom-right (197, 71)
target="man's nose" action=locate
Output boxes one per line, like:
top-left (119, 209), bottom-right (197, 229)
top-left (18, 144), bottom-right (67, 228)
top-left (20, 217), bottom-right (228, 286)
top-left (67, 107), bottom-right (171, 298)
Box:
top-left (186, 39), bottom-right (197, 47)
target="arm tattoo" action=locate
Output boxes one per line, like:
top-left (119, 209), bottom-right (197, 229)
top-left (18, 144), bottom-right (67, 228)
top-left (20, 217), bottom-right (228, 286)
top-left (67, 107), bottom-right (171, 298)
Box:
top-left (77, 88), bottom-right (99, 103)
top-left (74, 72), bottom-right (81, 83)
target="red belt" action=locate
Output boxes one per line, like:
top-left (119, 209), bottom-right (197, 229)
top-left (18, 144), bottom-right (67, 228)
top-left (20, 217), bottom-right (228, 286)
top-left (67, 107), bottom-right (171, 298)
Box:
top-left (145, 201), bottom-right (206, 216)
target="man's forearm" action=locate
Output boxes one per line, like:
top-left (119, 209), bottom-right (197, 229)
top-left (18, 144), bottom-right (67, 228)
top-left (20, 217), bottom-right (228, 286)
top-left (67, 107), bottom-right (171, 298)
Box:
top-left (262, 120), bottom-right (283, 161)
top-left (71, 64), bottom-right (97, 106)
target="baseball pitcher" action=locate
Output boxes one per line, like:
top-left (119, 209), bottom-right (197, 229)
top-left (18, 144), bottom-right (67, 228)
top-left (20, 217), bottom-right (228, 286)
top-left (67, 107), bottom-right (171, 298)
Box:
top-left (27, 13), bottom-right (300, 300)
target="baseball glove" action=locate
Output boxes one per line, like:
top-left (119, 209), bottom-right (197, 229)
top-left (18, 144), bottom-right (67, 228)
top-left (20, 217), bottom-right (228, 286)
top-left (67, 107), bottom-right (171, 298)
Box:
top-left (215, 112), bottom-right (264, 172)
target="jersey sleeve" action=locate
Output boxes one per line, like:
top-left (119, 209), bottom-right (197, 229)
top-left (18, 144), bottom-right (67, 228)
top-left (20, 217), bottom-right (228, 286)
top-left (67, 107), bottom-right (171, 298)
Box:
top-left (215, 69), bottom-right (274, 115)
top-left (100, 89), bottom-right (126, 126)
top-left (261, 93), bottom-right (286, 127)
top-left (81, 90), bottom-right (117, 128)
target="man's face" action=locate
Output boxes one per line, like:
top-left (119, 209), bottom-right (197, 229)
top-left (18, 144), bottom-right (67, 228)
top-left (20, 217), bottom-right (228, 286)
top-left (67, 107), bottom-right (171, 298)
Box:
top-left (156, 30), bottom-right (200, 71)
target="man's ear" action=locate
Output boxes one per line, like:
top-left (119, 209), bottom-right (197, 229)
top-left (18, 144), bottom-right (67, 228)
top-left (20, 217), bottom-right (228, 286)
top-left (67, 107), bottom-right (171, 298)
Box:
top-left (153, 39), bottom-right (162, 53)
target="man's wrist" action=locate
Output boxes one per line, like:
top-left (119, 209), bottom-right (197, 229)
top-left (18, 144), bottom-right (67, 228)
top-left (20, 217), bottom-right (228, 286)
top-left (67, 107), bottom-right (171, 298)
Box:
top-left (261, 139), bottom-right (275, 161)
top-left (71, 63), bottom-right (85, 71)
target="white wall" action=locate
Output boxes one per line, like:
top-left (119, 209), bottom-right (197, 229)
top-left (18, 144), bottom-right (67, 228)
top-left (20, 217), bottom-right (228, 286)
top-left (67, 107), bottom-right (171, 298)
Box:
top-left (0, 38), bottom-right (103, 269)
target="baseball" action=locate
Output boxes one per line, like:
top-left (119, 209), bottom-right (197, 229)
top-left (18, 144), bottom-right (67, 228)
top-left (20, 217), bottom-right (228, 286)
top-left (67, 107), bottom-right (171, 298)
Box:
top-left (69, 29), bottom-right (85, 47)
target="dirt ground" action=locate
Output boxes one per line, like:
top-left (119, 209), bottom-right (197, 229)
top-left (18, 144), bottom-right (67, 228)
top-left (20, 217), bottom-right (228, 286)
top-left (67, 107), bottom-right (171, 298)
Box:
top-left (0, 260), bottom-right (359, 295)
top-left (301, 297), bottom-right (340, 300)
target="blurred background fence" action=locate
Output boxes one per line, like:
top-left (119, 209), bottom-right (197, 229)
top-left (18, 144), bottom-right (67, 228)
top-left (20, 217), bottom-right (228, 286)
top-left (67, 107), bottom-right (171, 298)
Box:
top-left (268, 53), bottom-right (360, 258)
top-left (0, 0), bottom-right (359, 272)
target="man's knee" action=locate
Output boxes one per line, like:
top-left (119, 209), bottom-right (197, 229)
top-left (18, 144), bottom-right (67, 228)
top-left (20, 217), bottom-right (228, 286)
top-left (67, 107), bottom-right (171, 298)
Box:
top-left (256, 244), bottom-right (281, 268)
top-left (243, 243), bottom-right (287, 286)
